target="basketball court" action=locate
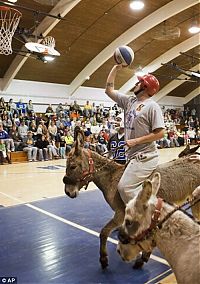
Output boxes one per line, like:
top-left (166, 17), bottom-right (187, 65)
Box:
top-left (0, 1), bottom-right (199, 284)
top-left (0, 148), bottom-right (183, 284)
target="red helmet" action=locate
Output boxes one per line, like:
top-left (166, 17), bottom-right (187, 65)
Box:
top-left (137, 74), bottom-right (160, 96)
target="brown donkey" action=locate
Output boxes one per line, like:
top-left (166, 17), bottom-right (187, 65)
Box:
top-left (63, 131), bottom-right (200, 269)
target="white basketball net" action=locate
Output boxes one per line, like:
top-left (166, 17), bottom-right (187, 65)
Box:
top-left (0, 7), bottom-right (22, 55)
top-left (42, 36), bottom-right (55, 49)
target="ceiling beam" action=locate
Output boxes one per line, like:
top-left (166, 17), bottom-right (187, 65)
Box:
top-left (154, 64), bottom-right (200, 102)
top-left (0, 0), bottom-right (82, 91)
top-left (68, 0), bottom-right (199, 96)
top-left (119, 34), bottom-right (199, 93)
top-left (184, 87), bottom-right (200, 104)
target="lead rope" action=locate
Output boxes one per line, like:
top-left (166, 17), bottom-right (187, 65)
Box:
top-left (133, 196), bottom-right (200, 246)
top-left (157, 196), bottom-right (200, 229)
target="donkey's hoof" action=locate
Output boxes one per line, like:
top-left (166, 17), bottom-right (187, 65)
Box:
top-left (100, 256), bottom-right (108, 269)
top-left (132, 258), bottom-right (144, 269)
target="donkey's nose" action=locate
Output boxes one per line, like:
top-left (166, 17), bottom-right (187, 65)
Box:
top-left (65, 190), bottom-right (70, 197)
top-left (63, 176), bottom-right (68, 184)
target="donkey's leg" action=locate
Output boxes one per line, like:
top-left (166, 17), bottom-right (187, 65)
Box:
top-left (99, 212), bottom-right (124, 269)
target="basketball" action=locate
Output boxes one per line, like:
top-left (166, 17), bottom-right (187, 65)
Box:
top-left (114, 46), bottom-right (134, 66)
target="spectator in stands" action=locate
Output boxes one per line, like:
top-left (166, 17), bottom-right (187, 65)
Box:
top-left (2, 114), bottom-right (12, 133)
top-left (29, 121), bottom-right (38, 140)
top-left (107, 113), bottom-right (126, 164)
top-left (46, 134), bottom-right (59, 159)
top-left (35, 134), bottom-right (49, 161)
top-left (63, 102), bottom-right (70, 116)
top-left (65, 130), bottom-right (74, 154)
top-left (26, 100), bottom-right (34, 116)
top-left (91, 102), bottom-right (97, 117)
top-left (59, 136), bottom-right (66, 159)
top-left (12, 113), bottom-right (20, 127)
top-left (48, 121), bottom-right (57, 141)
top-left (0, 139), bottom-right (11, 164)
top-left (183, 106), bottom-right (191, 118)
top-left (9, 124), bottom-right (23, 151)
top-left (63, 117), bottom-right (71, 128)
top-left (18, 120), bottom-right (28, 141)
top-left (83, 100), bottom-right (92, 117)
top-left (0, 97), bottom-right (7, 116)
top-left (176, 129), bottom-right (185, 146)
top-left (71, 100), bottom-right (82, 115)
top-left (168, 127), bottom-right (180, 147)
top-left (84, 130), bottom-right (92, 149)
top-left (96, 109), bottom-right (103, 123)
top-left (45, 104), bottom-right (54, 118)
top-left (7, 98), bottom-right (17, 117)
top-left (191, 108), bottom-right (197, 119)
top-left (16, 99), bottom-right (26, 116)
top-left (97, 130), bottom-right (107, 153)
top-left (0, 123), bottom-right (15, 152)
top-left (187, 127), bottom-right (197, 144)
top-left (40, 120), bottom-right (48, 136)
top-left (158, 129), bottom-right (170, 148)
top-left (23, 131), bottom-right (38, 162)
top-left (56, 103), bottom-right (64, 117)
top-left (36, 123), bottom-right (43, 139)
top-left (35, 113), bottom-right (44, 126)
top-left (70, 110), bottom-right (79, 120)
top-left (85, 118), bottom-right (91, 130)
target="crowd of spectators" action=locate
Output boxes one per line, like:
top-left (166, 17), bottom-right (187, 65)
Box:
top-left (156, 106), bottom-right (200, 148)
top-left (0, 96), bottom-right (199, 164)
top-left (0, 97), bottom-right (122, 164)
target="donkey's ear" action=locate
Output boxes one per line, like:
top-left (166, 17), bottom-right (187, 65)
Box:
top-left (74, 139), bottom-right (81, 156)
top-left (137, 179), bottom-right (152, 206)
top-left (150, 172), bottom-right (161, 196)
top-left (74, 131), bottom-right (84, 155)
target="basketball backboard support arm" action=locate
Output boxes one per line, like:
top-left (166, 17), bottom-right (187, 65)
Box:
top-left (0, 0), bottom-right (82, 92)
top-left (0, 0), bottom-right (64, 20)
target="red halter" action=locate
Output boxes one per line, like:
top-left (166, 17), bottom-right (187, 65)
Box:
top-left (80, 149), bottom-right (95, 182)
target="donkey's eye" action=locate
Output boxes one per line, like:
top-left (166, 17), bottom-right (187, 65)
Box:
top-left (125, 219), bottom-right (132, 227)
top-left (70, 164), bottom-right (77, 170)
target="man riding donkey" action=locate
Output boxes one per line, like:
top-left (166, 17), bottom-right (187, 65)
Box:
top-left (105, 64), bottom-right (165, 204)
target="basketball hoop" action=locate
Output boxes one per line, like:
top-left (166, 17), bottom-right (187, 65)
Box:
top-left (0, 6), bottom-right (22, 55)
top-left (42, 36), bottom-right (55, 49)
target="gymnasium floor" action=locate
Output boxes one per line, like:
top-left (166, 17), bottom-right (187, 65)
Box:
top-left (0, 148), bottom-right (183, 284)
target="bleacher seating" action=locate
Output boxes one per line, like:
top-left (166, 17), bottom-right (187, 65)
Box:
top-left (10, 151), bottom-right (28, 163)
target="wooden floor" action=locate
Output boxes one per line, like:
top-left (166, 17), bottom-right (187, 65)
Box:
top-left (0, 147), bottom-right (186, 284)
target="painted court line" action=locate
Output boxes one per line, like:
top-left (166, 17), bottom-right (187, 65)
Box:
top-left (0, 191), bottom-right (169, 266)
top-left (144, 268), bottom-right (172, 284)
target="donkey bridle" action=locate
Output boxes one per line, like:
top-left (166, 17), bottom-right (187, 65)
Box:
top-left (121, 196), bottom-right (200, 248)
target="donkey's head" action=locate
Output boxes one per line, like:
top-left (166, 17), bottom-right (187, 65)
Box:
top-left (63, 130), bottom-right (95, 198)
top-left (117, 173), bottom-right (161, 262)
